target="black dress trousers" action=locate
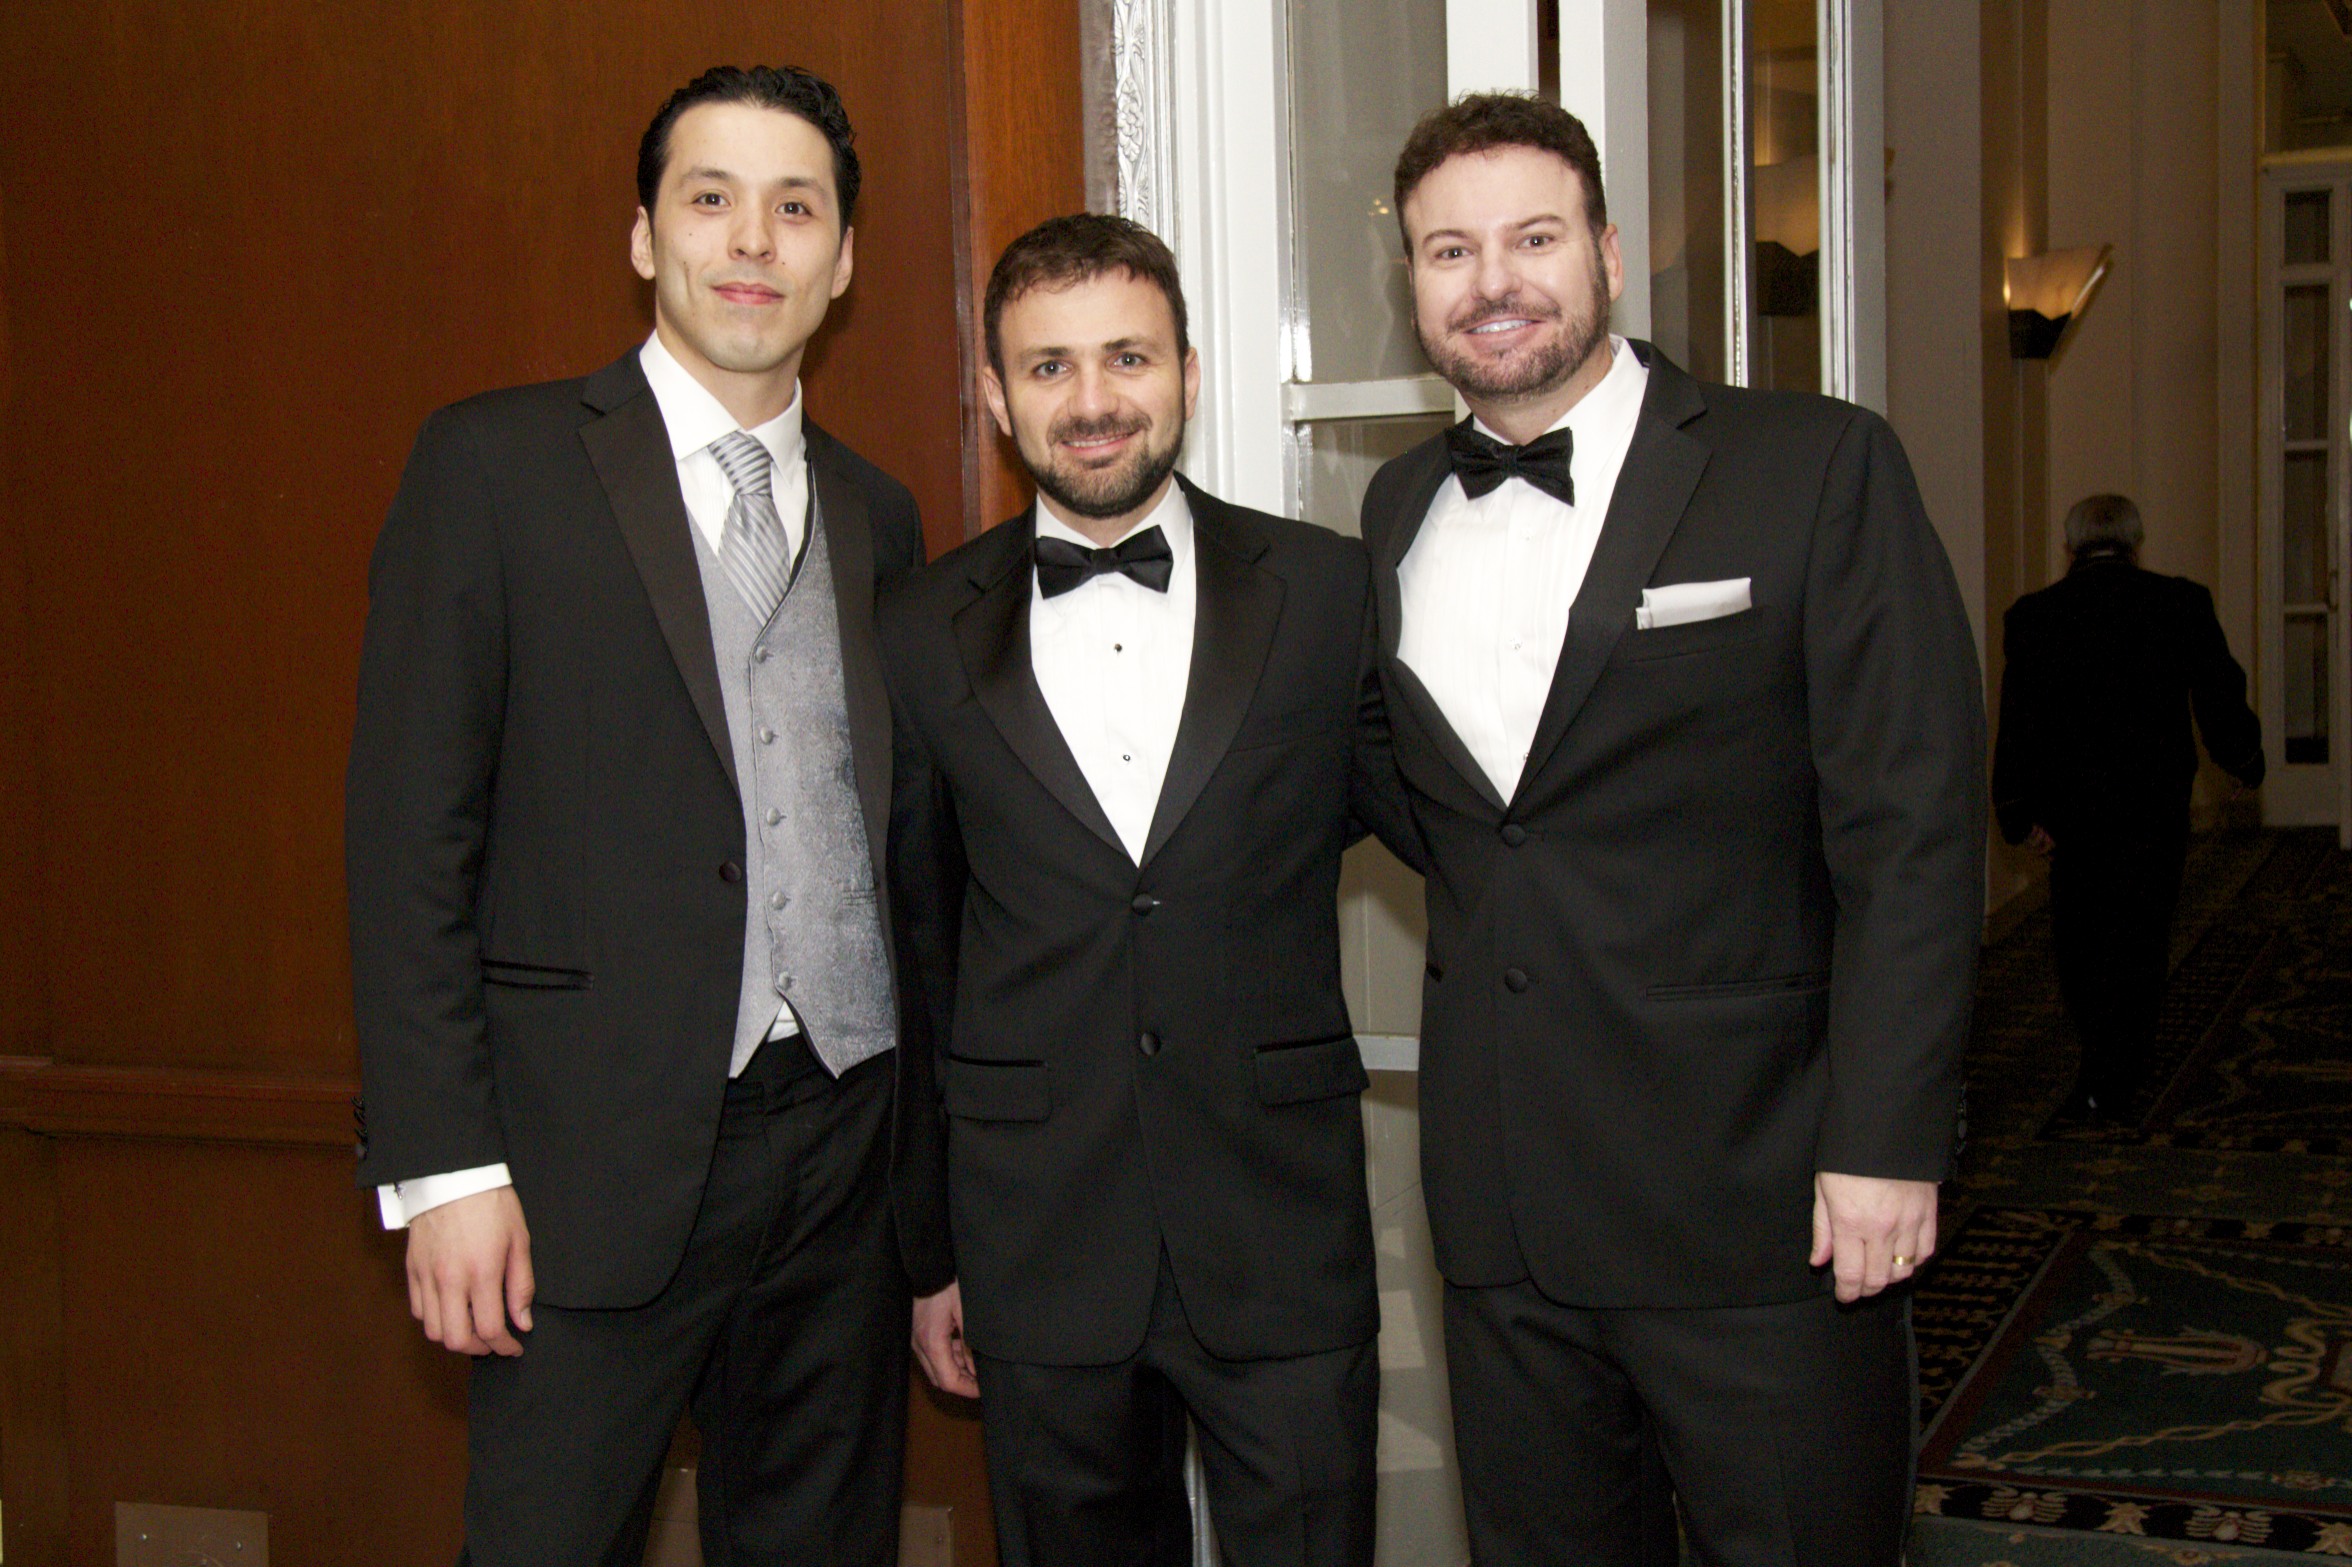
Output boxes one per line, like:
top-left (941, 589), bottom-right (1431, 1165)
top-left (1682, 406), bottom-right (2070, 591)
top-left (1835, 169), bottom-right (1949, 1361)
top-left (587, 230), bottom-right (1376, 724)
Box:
top-left (458, 1039), bottom-right (907, 1567)
top-left (974, 1251), bottom-right (1379, 1567)
top-left (1444, 1279), bottom-right (1914, 1567)
top-left (2049, 824), bottom-right (2189, 1109)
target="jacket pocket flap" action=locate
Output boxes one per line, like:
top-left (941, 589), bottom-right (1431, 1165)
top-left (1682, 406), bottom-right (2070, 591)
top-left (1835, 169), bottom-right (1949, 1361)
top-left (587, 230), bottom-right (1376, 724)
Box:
top-left (942, 1057), bottom-right (1051, 1122)
top-left (480, 959), bottom-right (594, 990)
top-left (1253, 1034), bottom-right (1369, 1106)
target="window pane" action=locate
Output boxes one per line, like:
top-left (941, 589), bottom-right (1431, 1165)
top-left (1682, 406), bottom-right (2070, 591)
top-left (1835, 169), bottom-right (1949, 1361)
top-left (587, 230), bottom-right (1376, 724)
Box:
top-left (1648, 0), bottom-right (1727, 381)
top-left (2286, 612), bottom-right (2330, 765)
top-left (2285, 450), bottom-right (2331, 606)
top-left (1298, 413), bottom-right (1458, 537)
top-left (1286, 0), bottom-right (1449, 384)
top-left (1750, 0), bottom-right (1820, 392)
top-left (2285, 283), bottom-right (2330, 442)
top-left (2267, 0), bottom-right (2352, 155)
top-left (2287, 189), bottom-right (2332, 266)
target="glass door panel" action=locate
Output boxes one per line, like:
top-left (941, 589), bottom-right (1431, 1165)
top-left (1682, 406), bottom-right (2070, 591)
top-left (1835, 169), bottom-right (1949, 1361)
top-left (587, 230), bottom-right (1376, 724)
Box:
top-left (1646, 0), bottom-right (1728, 380)
top-left (1747, 0), bottom-right (1821, 391)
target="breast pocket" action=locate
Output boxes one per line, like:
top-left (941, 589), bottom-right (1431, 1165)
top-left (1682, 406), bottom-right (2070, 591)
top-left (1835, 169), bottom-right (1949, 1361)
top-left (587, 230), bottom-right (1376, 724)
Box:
top-left (1615, 608), bottom-right (1764, 664)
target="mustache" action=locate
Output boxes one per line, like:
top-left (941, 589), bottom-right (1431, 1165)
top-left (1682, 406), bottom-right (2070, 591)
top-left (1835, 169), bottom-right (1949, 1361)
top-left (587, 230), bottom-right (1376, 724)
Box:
top-left (1050, 413), bottom-right (1151, 444)
top-left (1448, 295), bottom-right (1561, 333)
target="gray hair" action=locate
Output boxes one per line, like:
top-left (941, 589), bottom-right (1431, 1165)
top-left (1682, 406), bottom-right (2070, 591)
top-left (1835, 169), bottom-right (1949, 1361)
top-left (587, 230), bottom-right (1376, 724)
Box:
top-left (2063, 493), bottom-right (2143, 556)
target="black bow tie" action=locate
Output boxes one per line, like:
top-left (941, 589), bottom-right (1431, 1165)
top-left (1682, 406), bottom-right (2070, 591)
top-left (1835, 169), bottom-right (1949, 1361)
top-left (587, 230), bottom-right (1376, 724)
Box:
top-left (1034, 526), bottom-right (1176, 598)
top-left (1445, 420), bottom-right (1576, 507)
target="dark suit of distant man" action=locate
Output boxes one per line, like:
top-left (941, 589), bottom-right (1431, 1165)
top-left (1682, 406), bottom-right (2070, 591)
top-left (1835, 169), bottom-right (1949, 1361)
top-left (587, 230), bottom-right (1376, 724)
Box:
top-left (346, 68), bottom-right (926, 1566)
top-left (1362, 96), bottom-right (1985, 1566)
top-left (886, 216), bottom-right (1419, 1567)
top-left (1993, 493), bottom-right (2265, 1115)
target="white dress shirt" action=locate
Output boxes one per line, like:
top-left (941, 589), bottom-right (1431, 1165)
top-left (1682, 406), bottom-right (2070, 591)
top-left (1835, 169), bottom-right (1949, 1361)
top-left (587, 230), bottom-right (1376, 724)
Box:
top-left (1396, 336), bottom-right (1649, 803)
top-left (377, 334), bottom-right (811, 1229)
top-left (1029, 486), bottom-right (1198, 863)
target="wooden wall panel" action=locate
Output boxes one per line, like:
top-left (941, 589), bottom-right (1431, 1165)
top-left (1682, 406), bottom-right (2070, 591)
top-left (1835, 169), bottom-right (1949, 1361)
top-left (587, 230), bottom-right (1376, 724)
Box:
top-left (949, 0), bottom-right (1090, 538)
top-left (56, 1141), bottom-right (469, 1564)
top-left (0, 0), bottom-right (1032, 1559)
top-left (0, 0), bottom-right (965, 1077)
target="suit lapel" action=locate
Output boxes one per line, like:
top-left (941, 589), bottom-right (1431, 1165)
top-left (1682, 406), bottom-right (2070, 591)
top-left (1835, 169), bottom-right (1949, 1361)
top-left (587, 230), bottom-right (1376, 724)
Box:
top-left (578, 355), bottom-right (739, 797)
top-left (1139, 485), bottom-right (1284, 866)
top-left (1513, 349), bottom-right (1711, 797)
top-left (953, 518), bottom-right (1128, 859)
top-left (1370, 435), bottom-right (1510, 816)
top-left (809, 426), bottom-right (892, 894)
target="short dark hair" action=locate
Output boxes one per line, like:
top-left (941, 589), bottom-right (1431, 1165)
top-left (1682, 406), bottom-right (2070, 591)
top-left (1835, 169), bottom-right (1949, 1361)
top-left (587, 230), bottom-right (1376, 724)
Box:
top-left (1393, 92), bottom-right (1608, 250)
top-left (637, 66), bottom-right (861, 228)
top-left (984, 214), bottom-right (1190, 375)
top-left (2064, 493), bottom-right (2145, 556)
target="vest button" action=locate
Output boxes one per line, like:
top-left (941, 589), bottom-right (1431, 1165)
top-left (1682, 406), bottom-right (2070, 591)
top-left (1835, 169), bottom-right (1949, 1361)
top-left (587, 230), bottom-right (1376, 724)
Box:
top-left (1138, 1031), bottom-right (1161, 1057)
top-left (1500, 824), bottom-right (1528, 847)
top-left (1131, 893), bottom-right (1159, 915)
top-left (1503, 967), bottom-right (1530, 992)
top-left (765, 807), bottom-right (783, 825)
top-left (719, 861), bottom-right (744, 883)
top-left (753, 644), bottom-right (771, 663)
top-left (757, 726), bottom-right (776, 745)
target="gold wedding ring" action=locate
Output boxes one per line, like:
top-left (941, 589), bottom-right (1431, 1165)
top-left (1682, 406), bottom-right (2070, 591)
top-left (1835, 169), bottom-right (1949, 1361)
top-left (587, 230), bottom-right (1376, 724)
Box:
top-left (1891, 1255), bottom-right (1913, 1267)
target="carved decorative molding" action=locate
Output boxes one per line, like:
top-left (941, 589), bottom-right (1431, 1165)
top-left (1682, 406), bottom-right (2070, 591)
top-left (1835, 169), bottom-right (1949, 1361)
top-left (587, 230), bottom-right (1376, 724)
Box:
top-left (1109, 0), bottom-right (1177, 245)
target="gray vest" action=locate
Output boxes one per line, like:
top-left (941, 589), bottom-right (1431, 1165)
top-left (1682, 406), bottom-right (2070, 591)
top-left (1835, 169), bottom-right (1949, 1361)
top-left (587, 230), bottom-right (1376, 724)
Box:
top-left (690, 484), bottom-right (896, 1077)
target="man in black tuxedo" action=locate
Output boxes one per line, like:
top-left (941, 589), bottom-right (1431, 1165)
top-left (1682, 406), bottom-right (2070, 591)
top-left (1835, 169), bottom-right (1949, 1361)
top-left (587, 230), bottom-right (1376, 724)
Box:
top-left (882, 215), bottom-right (1413, 1567)
top-left (1993, 493), bottom-right (2264, 1117)
top-left (347, 67), bottom-right (925, 1565)
top-left (1360, 97), bottom-right (1985, 1564)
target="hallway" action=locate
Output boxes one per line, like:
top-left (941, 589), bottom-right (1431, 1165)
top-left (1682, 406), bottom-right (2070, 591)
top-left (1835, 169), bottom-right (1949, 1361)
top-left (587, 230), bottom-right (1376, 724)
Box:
top-left (1909, 830), bottom-right (2352, 1562)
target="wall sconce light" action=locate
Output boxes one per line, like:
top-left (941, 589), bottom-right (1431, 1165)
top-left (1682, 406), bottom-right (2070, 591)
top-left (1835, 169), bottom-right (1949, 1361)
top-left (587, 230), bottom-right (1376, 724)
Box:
top-left (2006, 245), bottom-right (2112, 360)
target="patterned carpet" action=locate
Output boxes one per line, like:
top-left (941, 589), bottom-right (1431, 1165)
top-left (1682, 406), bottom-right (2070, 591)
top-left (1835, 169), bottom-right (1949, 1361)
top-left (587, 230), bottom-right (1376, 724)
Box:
top-left (1911, 830), bottom-right (2352, 1563)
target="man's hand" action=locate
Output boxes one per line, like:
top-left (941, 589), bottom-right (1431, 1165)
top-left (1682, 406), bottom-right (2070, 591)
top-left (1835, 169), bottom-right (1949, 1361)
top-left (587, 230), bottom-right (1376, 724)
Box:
top-left (406, 1186), bottom-right (534, 1356)
top-left (912, 1280), bottom-right (978, 1398)
top-left (1809, 1172), bottom-right (1938, 1303)
top-left (2025, 825), bottom-right (2056, 857)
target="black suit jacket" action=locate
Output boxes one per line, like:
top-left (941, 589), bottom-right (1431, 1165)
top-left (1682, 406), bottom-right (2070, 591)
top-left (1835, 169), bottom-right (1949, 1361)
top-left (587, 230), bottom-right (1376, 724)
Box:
top-left (881, 477), bottom-right (1416, 1365)
top-left (347, 350), bottom-right (924, 1310)
top-left (1992, 551), bottom-right (2264, 846)
top-left (1360, 343), bottom-right (1985, 1310)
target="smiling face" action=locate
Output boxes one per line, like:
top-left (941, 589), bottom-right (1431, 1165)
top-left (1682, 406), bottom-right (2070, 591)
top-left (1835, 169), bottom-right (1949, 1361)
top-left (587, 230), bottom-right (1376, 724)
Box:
top-left (982, 268), bottom-right (1201, 544)
top-left (1402, 144), bottom-right (1623, 439)
top-left (629, 101), bottom-right (854, 426)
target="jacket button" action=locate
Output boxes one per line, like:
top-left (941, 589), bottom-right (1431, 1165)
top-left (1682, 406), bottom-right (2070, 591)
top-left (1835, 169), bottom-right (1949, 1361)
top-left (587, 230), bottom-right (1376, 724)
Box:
top-left (1131, 893), bottom-right (1159, 915)
top-left (1500, 823), bottom-right (1528, 847)
top-left (1138, 1031), bottom-right (1161, 1057)
top-left (719, 861), bottom-right (744, 883)
top-left (1503, 967), bottom-right (1530, 992)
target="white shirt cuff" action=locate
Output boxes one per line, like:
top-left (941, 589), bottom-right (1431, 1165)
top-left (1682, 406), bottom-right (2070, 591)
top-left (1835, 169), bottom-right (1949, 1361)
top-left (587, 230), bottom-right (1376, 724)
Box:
top-left (377, 1163), bottom-right (513, 1230)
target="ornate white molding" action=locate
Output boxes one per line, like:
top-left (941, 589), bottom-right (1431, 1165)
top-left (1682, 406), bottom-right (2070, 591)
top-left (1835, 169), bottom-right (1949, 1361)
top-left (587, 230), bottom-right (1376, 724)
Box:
top-left (1110, 0), bottom-right (1179, 247)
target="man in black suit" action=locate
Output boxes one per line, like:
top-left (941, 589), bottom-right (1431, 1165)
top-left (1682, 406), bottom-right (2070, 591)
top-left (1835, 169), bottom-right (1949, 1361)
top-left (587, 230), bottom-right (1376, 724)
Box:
top-left (1359, 97), bottom-right (1984, 1564)
top-left (1993, 493), bottom-right (2264, 1117)
top-left (347, 66), bottom-right (925, 1565)
top-left (883, 215), bottom-right (1413, 1567)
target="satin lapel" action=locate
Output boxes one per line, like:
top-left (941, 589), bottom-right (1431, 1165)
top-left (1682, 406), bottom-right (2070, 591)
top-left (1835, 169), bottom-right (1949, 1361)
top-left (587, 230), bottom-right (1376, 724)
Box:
top-left (1139, 491), bottom-right (1283, 866)
top-left (811, 435), bottom-right (892, 892)
top-left (579, 378), bottom-right (739, 797)
top-left (1370, 436), bottom-right (1507, 816)
top-left (1514, 366), bottom-right (1711, 798)
top-left (953, 521), bottom-right (1127, 859)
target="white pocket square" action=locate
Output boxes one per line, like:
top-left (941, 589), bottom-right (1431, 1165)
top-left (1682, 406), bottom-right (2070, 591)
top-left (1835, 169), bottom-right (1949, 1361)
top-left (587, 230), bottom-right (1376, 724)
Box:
top-left (1635, 578), bottom-right (1752, 630)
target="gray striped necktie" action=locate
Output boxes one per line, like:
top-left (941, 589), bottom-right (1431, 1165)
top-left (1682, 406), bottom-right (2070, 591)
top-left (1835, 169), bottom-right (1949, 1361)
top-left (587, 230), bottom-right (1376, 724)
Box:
top-left (709, 430), bottom-right (792, 623)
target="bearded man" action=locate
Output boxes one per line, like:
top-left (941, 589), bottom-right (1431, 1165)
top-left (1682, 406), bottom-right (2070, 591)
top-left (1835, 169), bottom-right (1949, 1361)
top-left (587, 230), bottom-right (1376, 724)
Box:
top-left (1358, 95), bottom-right (1985, 1565)
top-left (880, 213), bottom-right (1417, 1567)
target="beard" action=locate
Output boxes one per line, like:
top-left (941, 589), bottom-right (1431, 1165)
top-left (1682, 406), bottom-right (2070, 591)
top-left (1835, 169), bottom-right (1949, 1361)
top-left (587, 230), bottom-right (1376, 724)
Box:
top-left (1028, 410), bottom-right (1186, 521)
top-left (1416, 258), bottom-right (1612, 404)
